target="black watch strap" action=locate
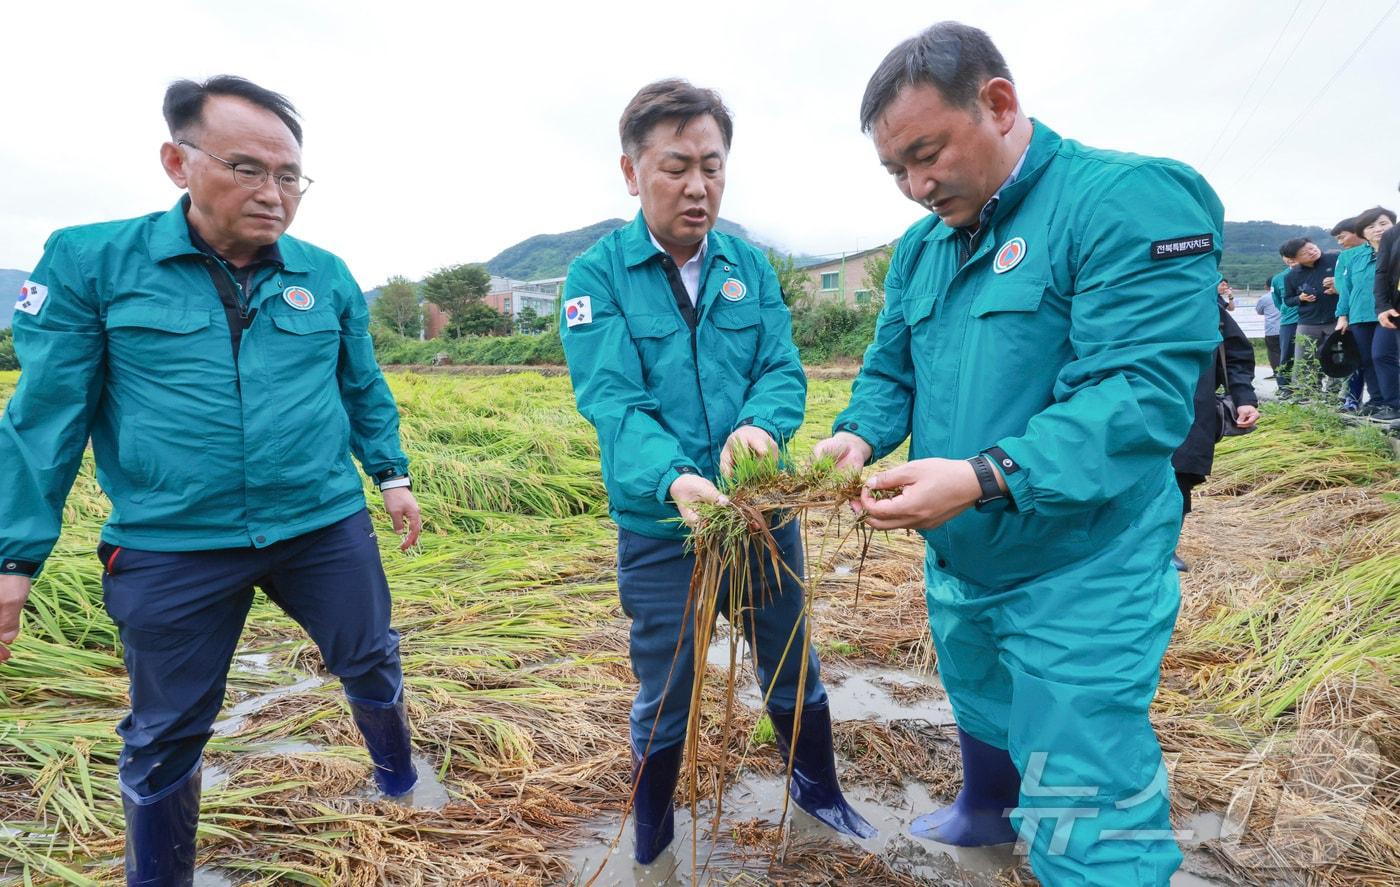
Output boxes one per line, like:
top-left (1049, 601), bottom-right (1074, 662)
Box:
top-left (1, 558), bottom-right (39, 577)
top-left (968, 454), bottom-right (1009, 511)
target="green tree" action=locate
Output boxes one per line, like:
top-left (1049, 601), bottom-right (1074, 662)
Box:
top-left (421, 263), bottom-right (492, 338)
top-left (0, 328), bottom-right (16, 371)
top-left (766, 249), bottom-right (811, 307)
top-left (456, 300), bottom-right (513, 336)
top-left (370, 275), bottom-right (422, 339)
top-left (514, 306), bottom-right (552, 335)
top-left (863, 249), bottom-right (891, 307)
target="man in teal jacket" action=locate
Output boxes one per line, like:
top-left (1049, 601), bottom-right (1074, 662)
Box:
top-left (0, 77), bottom-right (422, 885)
top-left (561, 79), bottom-right (872, 865)
top-left (814, 23), bottom-right (1221, 886)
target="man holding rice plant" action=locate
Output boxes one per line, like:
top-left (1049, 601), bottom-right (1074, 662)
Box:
top-left (561, 79), bottom-right (874, 865)
top-left (814, 22), bottom-right (1222, 886)
top-left (0, 76), bottom-right (422, 885)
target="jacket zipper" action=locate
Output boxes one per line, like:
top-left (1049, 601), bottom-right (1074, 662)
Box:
top-left (659, 256), bottom-right (716, 468)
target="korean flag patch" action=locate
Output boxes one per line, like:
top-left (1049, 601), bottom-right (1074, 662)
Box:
top-left (564, 296), bottom-right (592, 328)
top-left (15, 280), bottom-right (49, 316)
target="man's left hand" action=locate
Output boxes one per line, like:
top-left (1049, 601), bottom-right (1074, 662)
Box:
top-left (1235, 404), bottom-right (1260, 429)
top-left (720, 426), bottom-right (778, 479)
top-left (856, 458), bottom-right (984, 531)
top-left (382, 487), bottom-right (422, 550)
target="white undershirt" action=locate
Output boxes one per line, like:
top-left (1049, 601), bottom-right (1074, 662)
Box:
top-left (649, 228), bottom-right (707, 306)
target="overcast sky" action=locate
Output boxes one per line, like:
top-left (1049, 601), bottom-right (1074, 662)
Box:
top-left (3, 0), bottom-right (1396, 286)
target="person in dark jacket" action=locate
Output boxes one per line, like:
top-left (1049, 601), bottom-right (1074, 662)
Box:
top-left (1376, 220), bottom-right (1400, 333)
top-left (1171, 291), bottom-right (1259, 570)
top-left (1282, 237), bottom-right (1340, 394)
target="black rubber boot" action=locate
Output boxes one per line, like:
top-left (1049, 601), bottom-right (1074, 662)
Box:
top-left (769, 703), bottom-right (876, 838)
top-left (123, 763), bottom-right (201, 886)
top-left (348, 694), bottom-right (419, 797)
top-left (910, 727), bottom-right (1020, 846)
top-left (631, 742), bottom-right (684, 864)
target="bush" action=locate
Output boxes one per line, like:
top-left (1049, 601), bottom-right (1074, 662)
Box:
top-left (0, 329), bottom-right (16, 372)
top-left (372, 327), bottom-right (563, 366)
top-left (790, 301), bottom-right (878, 364)
top-left (371, 302), bottom-right (878, 368)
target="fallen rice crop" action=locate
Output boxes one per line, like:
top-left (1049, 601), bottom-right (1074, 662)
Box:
top-left (0, 370), bottom-right (1395, 886)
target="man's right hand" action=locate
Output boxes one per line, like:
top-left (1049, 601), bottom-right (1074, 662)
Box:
top-left (1380, 308), bottom-right (1399, 330)
top-left (669, 473), bottom-right (730, 528)
top-left (0, 575), bottom-right (33, 663)
top-left (812, 431), bottom-right (874, 473)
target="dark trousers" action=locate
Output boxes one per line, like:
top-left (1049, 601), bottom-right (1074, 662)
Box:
top-left (1264, 334), bottom-right (1281, 374)
top-left (1352, 321), bottom-right (1400, 407)
top-left (1278, 322), bottom-right (1297, 388)
top-left (616, 519), bottom-right (826, 753)
top-left (101, 508), bottom-right (402, 801)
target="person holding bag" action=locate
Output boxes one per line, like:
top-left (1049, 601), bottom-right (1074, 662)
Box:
top-left (1170, 285), bottom-right (1259, 570)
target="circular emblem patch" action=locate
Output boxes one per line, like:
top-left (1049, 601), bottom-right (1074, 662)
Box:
top-left (283, 286), bottom-right (314, 310)
top-left (993, 237), bottom-right (1027, 274)
top-left (720, 278), bottom-right (747, 302)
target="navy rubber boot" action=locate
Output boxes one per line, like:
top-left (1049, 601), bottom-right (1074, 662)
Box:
top-left (769, 704), bottom-right (876, 838)
top-left (910, 727), bottom-right (1020, 846)
top-left (123, 764), bottom-right (200, 886)
top-left (348, 695), bottom-right (418, 797)
top-left (631, 742), bottom-right (684, 864)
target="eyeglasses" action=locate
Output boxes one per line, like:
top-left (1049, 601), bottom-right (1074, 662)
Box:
top-left (177, 140), bottom-right (313, 197)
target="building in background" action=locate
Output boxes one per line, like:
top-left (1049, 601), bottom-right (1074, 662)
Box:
top-left (423, 276), bottom-right (564, 340)
top-left (799, 245), bottom-right (892, 307)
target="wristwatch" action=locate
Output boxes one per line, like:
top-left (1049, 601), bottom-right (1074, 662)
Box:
top-left (375, 470), bottom-right (413, 491)
top-left (967, 454), bottom-right (1009, 513)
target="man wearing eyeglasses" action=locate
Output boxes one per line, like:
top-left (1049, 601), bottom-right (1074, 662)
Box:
top-left (0, 76), bottom-right (422, 885)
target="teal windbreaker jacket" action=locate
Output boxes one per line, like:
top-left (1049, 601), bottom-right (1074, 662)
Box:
top-left (0, 200), bottom-right (407, 574)
top-left (834, 122), bottom-right (1222, 586)
top-left (561, 213), bottom-right (805, 539)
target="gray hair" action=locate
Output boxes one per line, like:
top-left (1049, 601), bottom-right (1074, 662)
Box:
top-left (859, 22), bottom-right (1013, 133)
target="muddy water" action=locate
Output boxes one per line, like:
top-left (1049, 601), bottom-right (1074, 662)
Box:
top-left (207, 663), bottom-right (452, 810)
top-left (569, 635), bottom-right (1234, 886)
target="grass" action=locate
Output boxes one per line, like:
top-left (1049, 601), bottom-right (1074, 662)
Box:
top-left (0, 370), bottom-right (1396, 886)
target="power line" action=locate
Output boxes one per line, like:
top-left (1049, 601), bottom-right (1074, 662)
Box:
top-left (1235, 0), bottom-right (1400, 186)
top-left (1207, 0), bottom-right (1331, 174)
top-left (1199, 0), bottom-right (1306, 171)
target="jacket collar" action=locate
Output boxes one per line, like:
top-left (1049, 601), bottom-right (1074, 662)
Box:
top-left (147, 196), bottom-right (312, 273)
top-left (621, 211), bottom-right (735, 269)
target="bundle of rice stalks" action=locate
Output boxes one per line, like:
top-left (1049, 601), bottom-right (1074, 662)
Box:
top-left (589, 447), bottom-right (886, 881)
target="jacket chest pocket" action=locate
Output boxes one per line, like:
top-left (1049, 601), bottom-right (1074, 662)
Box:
top-left (103, 304), bottom-right (218, 499)
top-left (268, 310), bottom-right (341, 365)
top-left (708, 303), bottom-right (760, 374)
top-left (624, 312), bottom-right (686, 386)
top-left (106, 304), bottom-right (215, 365)
top-left (964, 277), bottom-right (1066, 387)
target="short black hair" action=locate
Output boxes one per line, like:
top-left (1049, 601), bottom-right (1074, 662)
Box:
top-left (619, 79), bottom-right (733, 158)
top-left (860, 21), bottom-right (1013, 133)
top-left (1330, 218), bottom-right (1357, 237)
top-left (1279, 237), bottom-right (1312, 258)
top-left (1352, 206), bottom-right (1397, 234)
top-left (163, 75), bottom-right (303, 146)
